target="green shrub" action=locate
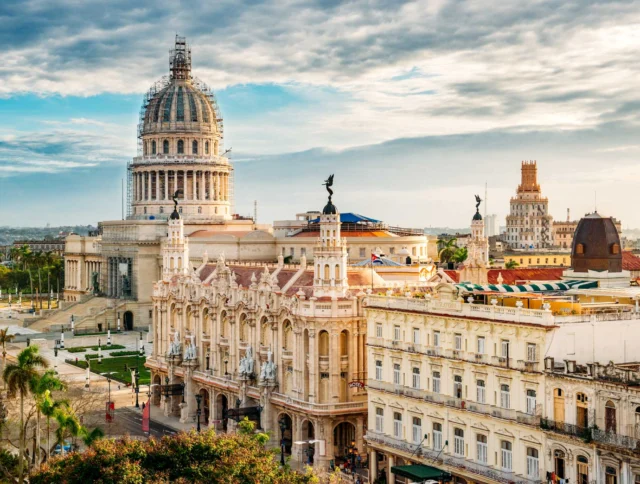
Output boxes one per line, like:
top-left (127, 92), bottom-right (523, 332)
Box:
top-left (67, 347), bottom-right (87, 353)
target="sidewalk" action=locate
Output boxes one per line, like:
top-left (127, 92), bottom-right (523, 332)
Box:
top-left (126, 404), bottom-right (204, 433)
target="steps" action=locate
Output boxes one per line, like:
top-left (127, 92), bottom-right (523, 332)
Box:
top-left (29, 297), bottom-right (109, 332)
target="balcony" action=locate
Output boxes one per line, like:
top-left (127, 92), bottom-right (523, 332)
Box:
top-left (540, 418), bottom-right (589, 439)
top-left (367, 380), bottom-right (540, 426)
top-left (592, 428), bottom-right (640, 451)
top-left (366, 431), bottom-right (544, 484)
top-left (517, 360), bottom-right (540, 373)
top-left (270, 392), bottom-right (366, 415)
top-left (282, 350), bottom-right (293, 360)
top-left (492, 356), bottom-right (514, 368)
top-left (470, 352), bottom-right (488, 364)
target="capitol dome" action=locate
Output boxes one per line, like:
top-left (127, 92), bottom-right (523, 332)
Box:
top-left (129, 36), bottom-right (232, 222)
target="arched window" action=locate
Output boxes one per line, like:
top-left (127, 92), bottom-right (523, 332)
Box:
top-left (606, 466), bottom-right (618, 484)
top-left (605, 400), bottom-right (617, 433)
top-left (198, 206), bottom-right (202, 214)
top-left (205, 141), bottom-right (210, 154)
top-left (612, 243), bottom-right (620, 255)
top-left (554, 450), bottom-right (566, 478)
top-left (192, 140), bottom-right (198, 154)
top-left (412, 417), bottom-right (422, 444)
top-left (177, 139), bottom-right (184, 154)
top-left (152, 140), bottom-right (157, 154)
top-left (163, 139), bottom-right (169, 154)
top-left (576, 243), bottom-right (584, 254)
top-left (412, 367), bottom-right (420, 389)
top-left (334, 264), bottom-right (340, 281)
top-left (393, 412), bottom-right (402, 439)
top-left (576, 392), bottom-right (589, 428)
top-left (500, 384), bottom-right (510, 409)
top-left (577, 455), bottom-right (589, 484)
top-left (433, 423), bottom-right (442, 450)
top-left (476, 434), bottom-right (488, 463)
top-left (159, 206), bottom-right (164, 214)
top-left (324, 264), bottom-right (330, 280)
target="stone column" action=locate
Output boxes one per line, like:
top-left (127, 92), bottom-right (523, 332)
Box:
top-left (330, 331), bottom-right (340, 402)
top-left (164, 171), bottom-right (168, 200)
top-left (180, 362), bottom-right (197, 423)
top-left (224, 173), bottom-right (228, 201)
top-left (208, 171), bottom-right (213, 200)
top-left (155, 171), bottom-right (160, 200)
top-left (388, 455), bottom-right (396, 484)
top-left (200, 171), bottom-right (205, 200)
top-left (174, 171), bottom-right (178, 196)
top-left (216, 172), bottom-right (220, 201)
top-left (192, 170), bottom-right (197, 201)
top-left (308, 330), bottom-right (317, 403)
top-left (370, 450), bottom-right (378, 481)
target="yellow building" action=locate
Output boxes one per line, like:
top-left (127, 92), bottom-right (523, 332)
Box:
top-left (503, 252), bottom-right (570, 268)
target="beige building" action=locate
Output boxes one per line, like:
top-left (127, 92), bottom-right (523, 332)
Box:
top-left (506, 161), bottom-right (553, 250)
top-left (542, 360), bottom-right (640, 484)
top-left (146, 194), bottom-right (374, 471)
top-left (365, 285), bottom-right (549, 484)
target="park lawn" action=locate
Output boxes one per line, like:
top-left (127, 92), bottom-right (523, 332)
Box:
top-left (67, 344), bottom-right (126, 353)
top-left (69, 355), bottom-right (150, 385)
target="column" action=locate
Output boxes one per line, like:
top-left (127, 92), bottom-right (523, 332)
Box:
top-left (330, 331), bottom-right (339, 402)
top-left (165, 171), bottom-right (169, 200)
top-left (143, 171), bottom-right (148, 200)
top-left (370, 450), bottom-right (378, 481)
top-left (192, 170), bottom-right (197, 201)
top-left (200, 171), bottom-right (205, 200)
top-left (216, 172), bottom-right (221, 201)
top-left (155, 171), bottom-right (160, 200)
top-left (224, 173), bottom-right (228, 201)
top-left (308, 331), bottom-right (317, 403)
top-left (388, 455), bottom-right (396, 484)
top-left (208, 171), bottom-right (213, 200)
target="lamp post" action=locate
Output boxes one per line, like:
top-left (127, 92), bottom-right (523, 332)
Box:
top-left (53, 340), bottom-right (59, 374)
top-left (117, 312), bottom-right (121, 333)
top-left (195, 393), bottom-right (202, 432)
top-left (134, 368), bottom-right (140, 409)
top-left (278, 416), bottom-right (287, 466)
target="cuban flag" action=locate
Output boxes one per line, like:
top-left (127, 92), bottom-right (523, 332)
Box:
top-left (371, 253), bottom-right (383, 265)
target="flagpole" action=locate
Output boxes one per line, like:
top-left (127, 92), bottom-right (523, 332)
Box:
top-left (370, 254), bottom-right (374, 292)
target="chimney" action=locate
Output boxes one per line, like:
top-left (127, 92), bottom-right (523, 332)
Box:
top-left (544, 357), bottom-right (554, 371)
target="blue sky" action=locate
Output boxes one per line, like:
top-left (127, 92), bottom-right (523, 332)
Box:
top-left (2, 0), bottom-right (640, 228)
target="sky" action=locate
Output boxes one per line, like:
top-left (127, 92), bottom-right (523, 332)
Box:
top-left (2, 0), bottom-right (640, 229)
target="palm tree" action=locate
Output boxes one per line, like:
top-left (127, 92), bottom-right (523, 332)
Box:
top-left (30, 371), bottom-right (66, 467)
top-left (41, 396), bottom-right (69, 464)
top-left (452, 247), bottom-right (468, 264)
top-left (53, 410), bottom-right (81, 457)
top-left (0, 329), bottom-right (15, 389)
top-left (79, 426), bottom-right (104, 448)
top-left (437, 238), bottom-right (458, 263)
top-left (505, 260), bottom-right (519, 269)
top-left (3, 346), bottom-right (48, 483)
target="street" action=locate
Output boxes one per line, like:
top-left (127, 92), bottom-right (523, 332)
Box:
top-left (109, 406), bottom-right (177, 439)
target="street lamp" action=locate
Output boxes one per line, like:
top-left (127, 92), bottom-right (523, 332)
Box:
top-left (195, 393), bottom-right (202, 432)
top-left (278, 416), bottom-right (287, 466)
top-left (53, 340), bottom-right (59, 374)
top-left (134, 368), bottom-right (140, 409)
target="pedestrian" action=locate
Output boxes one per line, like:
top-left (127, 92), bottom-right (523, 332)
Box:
top-left (356, 453), bottom-right (362, 468)
top-left (355, 477), bottom-right (362, 484)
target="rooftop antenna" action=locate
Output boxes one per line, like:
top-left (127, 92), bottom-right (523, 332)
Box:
top-left (484, 181), bottom-right (487, 220)
top-left (254, 200), bottom-right (258, 228)
top-left (223, 148), bottom-right (232, 157)
top-left (594, 191), bottom-right (597, 213)
top-left (121, 178), bottom-right (124, 220)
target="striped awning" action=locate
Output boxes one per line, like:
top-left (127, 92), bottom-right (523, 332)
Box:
top-left (455, 280), bottom-right (598, 293)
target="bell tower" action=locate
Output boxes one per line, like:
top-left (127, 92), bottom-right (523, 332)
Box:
top-left (162, 196), bottom-right (190, 280)
top-left (313, 175), bottom-right (349, 298)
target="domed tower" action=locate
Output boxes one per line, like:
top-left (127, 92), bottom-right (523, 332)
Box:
top-left (130, 36), bottom-right (232, 221)
top-left (562, 212), bottom-right (628, 287)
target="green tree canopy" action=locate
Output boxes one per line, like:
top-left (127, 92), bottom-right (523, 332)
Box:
top-left (33, 423), bottom-right (317, 484)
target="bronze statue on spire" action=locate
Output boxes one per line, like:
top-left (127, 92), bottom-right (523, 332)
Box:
top-left (323, 174), bottom-right (334, 201)
top-left (475, 194), bottom-right (482, 211)
top-left (322, 174), bottom-right (337, 215)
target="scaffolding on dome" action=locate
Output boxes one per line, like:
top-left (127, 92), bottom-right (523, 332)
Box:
top-left (192, 77), bottom-right (225, 141)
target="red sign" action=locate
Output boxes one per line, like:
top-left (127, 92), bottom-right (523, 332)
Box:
top-left (106, 402), bottom-right (115, 422)
top-left (142, 399), bottom-right (150, 432)
top-left (348, 381), bottom-right (365, 389)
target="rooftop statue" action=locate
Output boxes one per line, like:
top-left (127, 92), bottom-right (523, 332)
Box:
top-left (322, 174), bottom-right (337, 214)
top-left (323, 174), bottom-right (334, 202)
top-left (172, 189), bottom-right (183, 211)
top-left (475, 194), bottom-right (482, 211)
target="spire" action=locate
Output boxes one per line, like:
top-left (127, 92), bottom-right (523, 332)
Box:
top-left (169, 35), bottom-right (192, 81)
top-left (517, 160), bottom-right (540, 193)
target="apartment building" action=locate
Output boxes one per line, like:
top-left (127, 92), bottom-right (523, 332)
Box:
top-left (365, 285), bottom-right (550, 484)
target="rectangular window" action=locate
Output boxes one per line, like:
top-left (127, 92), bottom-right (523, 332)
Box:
top-left (501, 442), bottom-right (513, 471)
top-left (455, 333), bottom-right (462, 351)
top-left (500, 384), bottom-right (511, 409)
top-left (433, 424), bottom-right (442, 451)
top-left (412, 328), bottom-right (420, 345)
top-left (393, 364), bottom-right (401, 385)
top-left (454, 429), bottom-right (464, 456)
top-left (526, 390), bottom-right (537, 415)
top-left (412, 367), bottom-right (420, 389)
top-left (375, 360), bottom-right (383, 381)
top-left (393, 412), bottom-right (402, 439)
top-left (527, 343), bottom-right (537, 362)
top-left (527, 452), bottom-right (539, 479)
top-left (376, 323), bottom-right (382, 338)
top-left (359, 248), bottom-right (366, 258)
top-left (412, 417), bottom-right (422, 444)
top-left (477, 336), bottom-right (485, 354)
top-left (433, 331), bottom-right (441, 347)
top-left (501, 340), bottom-right (510, 358)
top-left (476, 380), bottom-right (486, 403)
top-left (393, 325), bottom-right (401, 342)
top-left (432, 372), bottom-right (441, 393)
top-left (375, 408), bottom-right (384, 433)
top-left (476, 435), bottom-right (488, 464)
top-left (390, 247), bottom-right (395, 255)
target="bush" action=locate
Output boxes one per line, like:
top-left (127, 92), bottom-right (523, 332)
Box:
top-left (66, 344), bottom-right (126, 353)
top-left (32, 420), bottom-right (317, 484)
top-left (109, 350), bottom-right (142, 357)
top-left (67, 348), bottom-right (87, 353)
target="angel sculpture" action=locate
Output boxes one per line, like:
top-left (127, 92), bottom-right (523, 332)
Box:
top-left (323, 174), bottom-right (334, 201)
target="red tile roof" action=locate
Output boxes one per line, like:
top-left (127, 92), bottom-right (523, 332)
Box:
top-left (487, 268), bottom-right (565, 285)
top-left (622, 251), bottom-right (640, 271)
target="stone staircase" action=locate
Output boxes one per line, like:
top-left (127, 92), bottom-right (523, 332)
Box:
top-left (28, 296), bottom-right (108, 332)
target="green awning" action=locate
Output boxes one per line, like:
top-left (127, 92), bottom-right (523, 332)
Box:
top-left (391, 464), bottom-right (452, 481)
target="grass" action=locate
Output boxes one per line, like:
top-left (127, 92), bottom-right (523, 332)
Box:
top-left (66, 344), bottom-right (126, 353)
top-left (66, 355), bottom-right (150, 385)
top-left (83, 350), bottom-right (141, 359)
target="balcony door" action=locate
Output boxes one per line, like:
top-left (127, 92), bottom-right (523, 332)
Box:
top-left (553, 389), bottom-right (565, 423)
top-left (605, 400), bottom-right (617, 433)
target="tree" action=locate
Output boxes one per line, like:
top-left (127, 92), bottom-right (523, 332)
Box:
top-left (452, 247), bottom-right (468, 264)
top-left (40, 395), bottom-right (69, 465)
top-left (53, 410), bottom-right (81, 457)
top-left (505, 260), bottom-right (519, 269)
top-left (0, 328), bottom-right (15, 389)
top-left (78, 426), bottom-right (104, 448)
top-left (3, 346), bottom-right (48, 483)
top-left (33, 426), bottom-right (318, 484)
top-left (437, 238), bottom-right (458, 263)
top-left (30, 371), bottom-right (66, 467)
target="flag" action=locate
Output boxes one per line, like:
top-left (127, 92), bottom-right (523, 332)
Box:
top-left (371, 253), bottom-right (383, 265)
top-left (142, 398), bottom-right (150, 432)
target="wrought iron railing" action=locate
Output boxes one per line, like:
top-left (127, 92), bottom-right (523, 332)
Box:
top-left (540, 418), bottom-right (590, 439)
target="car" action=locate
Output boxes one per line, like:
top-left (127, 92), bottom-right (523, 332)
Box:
top-left (52, 441), bottom-right (72, 455)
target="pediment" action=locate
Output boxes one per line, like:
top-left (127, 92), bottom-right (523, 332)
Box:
top-left (449, 416), bottom-right (466, 426)
top-left (389, 400), bottom-right (404, 410)
top-left (370, 397), bottom-right (386, 405)
top-left (521, 434), bottom-right (541, 445)
top-left (471, 422), bottom-right (490, 431)
top-left (407, 406), bottom-right (423, 414)
top-left (428, 410), bottom-right (444, 420)
top-left (495, 428), bottom-right (514, 438)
